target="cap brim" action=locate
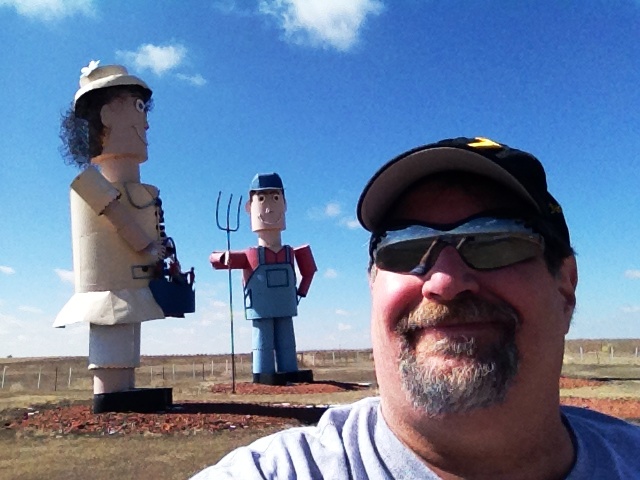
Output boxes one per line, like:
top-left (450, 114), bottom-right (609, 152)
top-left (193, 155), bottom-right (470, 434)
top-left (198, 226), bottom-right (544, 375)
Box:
top-left (357, 146), bottom-right (539, 232)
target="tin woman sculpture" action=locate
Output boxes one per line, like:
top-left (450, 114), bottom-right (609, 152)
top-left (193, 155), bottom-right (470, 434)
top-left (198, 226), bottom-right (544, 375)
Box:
top-left (57, 61), bottom-right (194, 412)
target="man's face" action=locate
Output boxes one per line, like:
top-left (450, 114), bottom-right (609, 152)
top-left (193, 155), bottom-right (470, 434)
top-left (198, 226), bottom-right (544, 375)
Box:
top-left (248, 189), bottom-right (287, 233)
top-left (370, 176), bottom-right (577, 418)
top-left (100, 92), bottom-right (150, 159)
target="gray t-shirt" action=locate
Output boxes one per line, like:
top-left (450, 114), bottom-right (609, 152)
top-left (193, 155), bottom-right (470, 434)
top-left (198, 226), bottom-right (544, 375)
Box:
top-left (190, 397), bottom-right (640, 479)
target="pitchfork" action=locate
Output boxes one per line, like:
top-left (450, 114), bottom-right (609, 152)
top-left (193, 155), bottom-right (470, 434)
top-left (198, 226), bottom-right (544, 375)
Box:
top-left (216, 191), bottom-right (243, 394)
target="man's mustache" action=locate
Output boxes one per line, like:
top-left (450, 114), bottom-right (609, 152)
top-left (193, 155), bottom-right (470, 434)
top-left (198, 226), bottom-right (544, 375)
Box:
top-left (396, 295), bottom-right (520, 335)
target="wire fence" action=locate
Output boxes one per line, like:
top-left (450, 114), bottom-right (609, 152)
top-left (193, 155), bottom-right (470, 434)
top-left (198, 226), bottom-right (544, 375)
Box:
top-left (0, 350), bottom-right (374, 392)
top-left (563, 340), bottom-right (640, 364)
top-left (4, 343), bottom-right (639, 392)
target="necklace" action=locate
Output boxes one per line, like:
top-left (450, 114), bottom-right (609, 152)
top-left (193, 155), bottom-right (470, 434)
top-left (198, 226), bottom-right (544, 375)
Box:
top-left (123, 182), bottom-right (159, 209)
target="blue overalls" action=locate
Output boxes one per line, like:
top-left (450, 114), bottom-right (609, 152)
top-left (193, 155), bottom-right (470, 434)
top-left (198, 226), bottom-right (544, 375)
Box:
top-left (244, 246), bottom-right (299, 375)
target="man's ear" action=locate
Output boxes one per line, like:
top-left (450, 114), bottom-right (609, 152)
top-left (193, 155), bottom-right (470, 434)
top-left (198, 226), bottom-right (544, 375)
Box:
top-left (245, 199), bottom-right (252, 214)
top-left (368, 264), bottom-right (377, 288)
top-left (558, 255), bottom-right (578, 333)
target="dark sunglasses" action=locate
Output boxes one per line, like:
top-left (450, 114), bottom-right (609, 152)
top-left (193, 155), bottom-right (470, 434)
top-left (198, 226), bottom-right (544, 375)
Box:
top-left (372, 217), bottom-right (544, 275)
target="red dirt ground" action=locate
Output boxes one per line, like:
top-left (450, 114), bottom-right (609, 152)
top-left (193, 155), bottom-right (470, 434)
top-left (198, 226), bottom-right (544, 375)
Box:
top-left (208, 380), bottom-right (368, 395)
top-left (2, 378), bottom-right (639, 437)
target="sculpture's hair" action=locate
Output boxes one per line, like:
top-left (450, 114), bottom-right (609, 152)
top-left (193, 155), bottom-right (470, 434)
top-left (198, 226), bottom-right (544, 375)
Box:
top-left (59, 104), bottom-right (90, 168)
top-left (59, 85), bottom-right (152, 168)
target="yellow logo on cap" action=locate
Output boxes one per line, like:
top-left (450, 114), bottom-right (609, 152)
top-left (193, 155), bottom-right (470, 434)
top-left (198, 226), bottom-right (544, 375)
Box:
top-left (549, 203), bottom-right (563, 214)
top-left (467, 137), bottom-right (502, 149)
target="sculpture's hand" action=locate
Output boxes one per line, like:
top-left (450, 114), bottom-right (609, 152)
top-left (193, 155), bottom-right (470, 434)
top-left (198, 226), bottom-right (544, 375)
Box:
top-left (144, 239), bottom-right (166, 260)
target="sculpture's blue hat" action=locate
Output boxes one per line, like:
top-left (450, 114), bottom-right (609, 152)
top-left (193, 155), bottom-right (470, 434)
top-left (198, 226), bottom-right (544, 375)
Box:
top-left (249, 173), bottom-right (284, 192)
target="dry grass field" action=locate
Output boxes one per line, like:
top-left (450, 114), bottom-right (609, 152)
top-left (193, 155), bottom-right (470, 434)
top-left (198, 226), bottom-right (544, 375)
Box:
top-left (0, 350), bottom-right (375, 480)
top-left (2, 341), bottom-right (640, 480)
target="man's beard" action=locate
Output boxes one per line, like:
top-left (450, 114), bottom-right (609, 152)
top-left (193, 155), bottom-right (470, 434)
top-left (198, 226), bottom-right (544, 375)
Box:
top-left (396, 295), bottom-right (520, 416)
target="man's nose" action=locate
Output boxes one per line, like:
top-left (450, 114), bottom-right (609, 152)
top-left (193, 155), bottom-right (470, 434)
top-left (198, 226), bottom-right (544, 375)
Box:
top-left (420, 245), bottom-right (480, 302)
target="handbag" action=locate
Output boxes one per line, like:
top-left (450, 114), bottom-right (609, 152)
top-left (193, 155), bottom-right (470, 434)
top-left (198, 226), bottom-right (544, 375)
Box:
top-left (149, 237), bottom-right (195, 318)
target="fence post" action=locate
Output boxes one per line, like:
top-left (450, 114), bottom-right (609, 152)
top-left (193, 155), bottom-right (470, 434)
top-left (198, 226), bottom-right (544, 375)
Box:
top-left (192, 362), bottom-right (196, 379)
top-left (162, 366), bottom-right (165, 380)
top-left (610, 346), bottom-right (614, 360)
top-left (226, 359), bottom-right (228, 374)
top-left (150, 366), bottom-right (154, 384)
top-left (172, 364), bottom-right (175, 381)
top-left (54, 367), bottom-right (58, 391)
top-left (579, 346), bottom-right (583, 361)
top-left (211, 360), bottom-right (214, 376)
top-left (201, 363), bottom-right (205, 381)
top-left (68, 367), bottom-right (72, 388)
top-left (37, 367), bottom-right (42, 390)
top-left (636, 347), bottom-right (639, 358)
top-left (1, 366), bottom-right (6, 389)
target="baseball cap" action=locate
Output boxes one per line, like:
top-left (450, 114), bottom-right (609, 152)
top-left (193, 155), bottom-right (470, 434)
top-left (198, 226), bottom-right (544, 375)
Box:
top-left (356, 137), bottom-right (570, 246)
top-left (249, 172), bottom-right (284, 192)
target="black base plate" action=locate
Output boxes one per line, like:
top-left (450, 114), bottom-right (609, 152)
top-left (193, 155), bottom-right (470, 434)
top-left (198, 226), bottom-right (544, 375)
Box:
top-left (252, 369), bottom-right (314, 385)
top-left (93, 387), bottom-right (173, 414)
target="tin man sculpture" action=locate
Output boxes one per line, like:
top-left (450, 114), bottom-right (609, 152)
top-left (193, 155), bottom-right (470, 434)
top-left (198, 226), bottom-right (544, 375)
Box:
top-left (210, 173), bottom-right (316, 385)
top-left (56, 61), bottom-right (194, 413)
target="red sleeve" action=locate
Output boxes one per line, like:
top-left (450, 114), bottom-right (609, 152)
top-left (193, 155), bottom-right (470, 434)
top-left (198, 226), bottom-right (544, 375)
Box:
top-left (209, 250), bottom-right (251, 270)
top-left (294, 245), bottom-right (317, 297)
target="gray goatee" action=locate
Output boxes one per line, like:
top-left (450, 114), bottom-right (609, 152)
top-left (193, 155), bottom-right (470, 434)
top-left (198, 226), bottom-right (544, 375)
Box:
top-left (396, 295), bottom-right (520, 416)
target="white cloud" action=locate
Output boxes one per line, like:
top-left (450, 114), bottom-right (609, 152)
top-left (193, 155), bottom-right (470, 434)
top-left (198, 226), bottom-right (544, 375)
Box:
top-left (55, 268), bottom-right (75, 284)
top-left (0, 0), bottom-right (95, 21)
top-left (0, 313), bottom-right (23, 328)
top-left (324, 202), bottom-right (341, 217)
top-left (308, 201), bottom-right (342, 220)
top-left (621, 306), bottom-right (640, 313)
top-left (339, 217), bottom-right (360, 230)
top-left (307, 204), bottom-right (360, 229)
top-left (170, 327), bottom-right (196, 336)
top-left (259, 0), bottom-right (384, 51)
top-left (0, 266), bottom-right (15, 275)
top-left (324, 268), bottom-right (338, 279)
top-left (117, 43), bottom-right (187, 76)
top-left (624, 270), bottom-right (640, 279)
top-left (18, 306), bottom-right (43, 314)
top-left (212, 0), bottom-right (252, 15)
top-left (176, 73), bottom-right (207, 86)
top-left (337, 322), bottom-right (352, 330)
top-left (335, 309), bottom-right (350, 317)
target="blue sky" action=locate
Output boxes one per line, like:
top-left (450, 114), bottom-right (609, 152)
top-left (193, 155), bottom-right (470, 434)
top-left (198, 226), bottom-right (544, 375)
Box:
top-left (0, 0), bottom-right (639, 358)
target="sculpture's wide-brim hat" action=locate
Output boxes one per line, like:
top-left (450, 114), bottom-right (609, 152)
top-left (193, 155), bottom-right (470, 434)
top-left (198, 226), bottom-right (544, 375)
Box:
top-left (74, 64), bottom-right (152, 118)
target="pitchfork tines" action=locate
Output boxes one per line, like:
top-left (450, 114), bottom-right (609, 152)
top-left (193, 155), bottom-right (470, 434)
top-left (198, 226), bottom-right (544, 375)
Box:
top-left (216, 191), bottom-right (242, 235)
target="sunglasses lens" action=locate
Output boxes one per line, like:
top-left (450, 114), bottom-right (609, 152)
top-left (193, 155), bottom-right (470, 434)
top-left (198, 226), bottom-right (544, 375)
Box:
top-left (375, 235), bottom-right (542, 273)
top-left (375, 238), bottom-right (432, 273)
top-left (459, 236), bottom-right (541, 270)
